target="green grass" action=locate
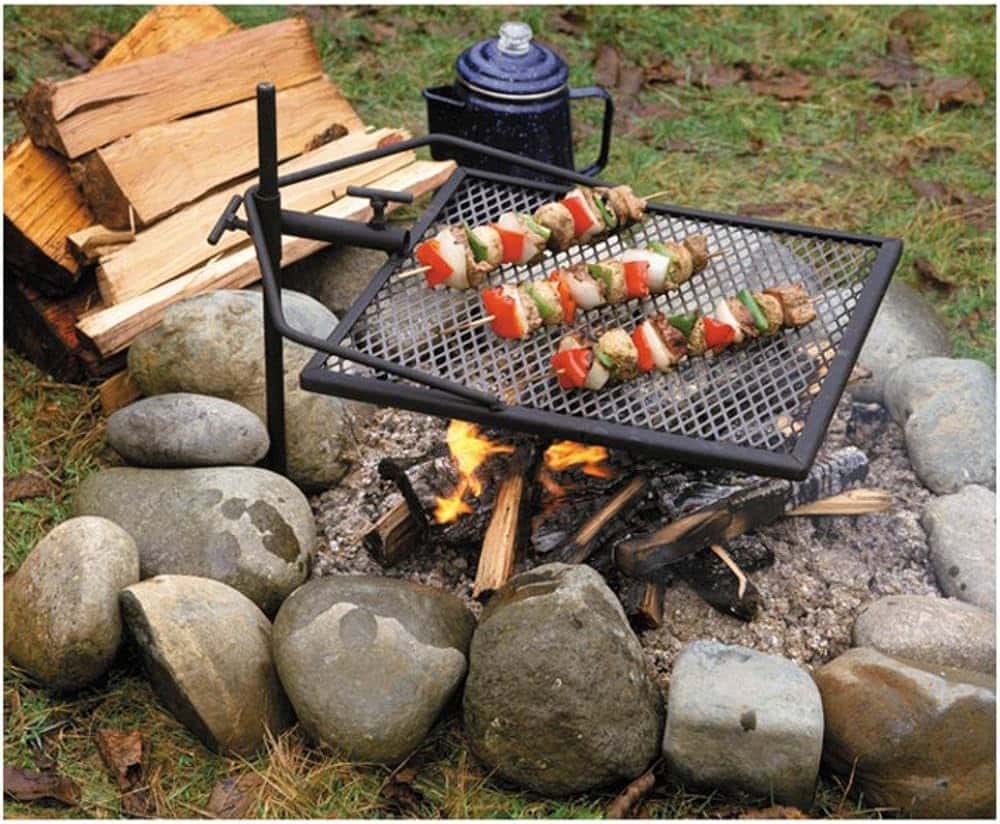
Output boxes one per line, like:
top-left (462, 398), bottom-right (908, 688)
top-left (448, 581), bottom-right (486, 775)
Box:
top-left (3, 4), bottom-right (994, 818)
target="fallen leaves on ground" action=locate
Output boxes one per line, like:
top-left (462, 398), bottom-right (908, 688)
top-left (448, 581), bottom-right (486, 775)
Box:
top-left (691, 63), bottom-right (745, 89)
top-left (922, 75), bottom-right (986, 111)
top-left (60, 42), bottom-right (92, 72)
top-left (749, 70), bottom-right (813, 100)
top-left (593, 44), bottom-right (622, 88)
top-left (913, 257), bottom-right (955, 294)
top-left (3, 765), bottom-right (81, 806)
top-left (865, 56), bottom-right (927, 89)
top-left (890, 8), bottom-right (932, 37)
top-left (552, 8), bottom-right (586, 35)
top-left (643, 58), bottom-right (685, 85)
top-left (96, 728), bottom-right (154, 817)
top-left (380, 765), bottom-right (426, 816)
top-left (740, 804), bottom-right (809, 818)
top-left (887, 32), bottom-right (914, 61)
top-left (206, 772), bottom-right (263, 818)
top-left (908, 177), bottom-right (955, 204)
top-left (870, 92), bottom-right (895, 109)
top-left (737, 201), bottom-right (805, 218)
top-left (606, 768), bottom-right (656, 818)
top-left (84, 27), bottom-right (119, 60)
top-left (4, 472), bottom-right (53, 503)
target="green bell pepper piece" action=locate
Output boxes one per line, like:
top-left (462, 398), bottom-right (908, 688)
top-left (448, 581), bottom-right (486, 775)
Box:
top-left (737, 289), bottom-right (769, 333)
top-left (524, 283), bottom-right (561, 323)
top-left (464, 222), bottom-right (489, 263)
top-left (594, 195), bottom-right (618, 230)
top-left (519, 214), bottom-right (552, 240)
top-left (668, 311), bottom-right (700, 338)
top-left (595, 349), bottom-right (615, 369)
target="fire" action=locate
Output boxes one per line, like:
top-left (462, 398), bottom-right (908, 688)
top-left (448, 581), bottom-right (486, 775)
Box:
top-left (433, 420), bottom-right (515, 524)
top-left (543, 440), bottom-right (614, 479)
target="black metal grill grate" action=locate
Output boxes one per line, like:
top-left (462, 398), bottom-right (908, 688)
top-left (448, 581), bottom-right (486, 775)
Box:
top-left (307, 168), bottom-right (897, 478)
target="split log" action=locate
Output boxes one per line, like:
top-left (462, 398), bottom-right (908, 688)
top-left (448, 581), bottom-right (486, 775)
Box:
top-left (97, 371), bottom-right (142, 415)
top-left (787, 488), bottom-right (891, 515)
top-left (614, 447), bottom-right (871, 579)
top-left (365, 501), bottom-right (423, 568)
top-left (473, 445), bottom-right (539, 599)
top-left (2, 5), bottom-right (235, 295)
top-left (72, 77), bottom-right (363, 229)
top-left (76, 159), bottom-right (457, 356)
top-left (670, 535), bottom-right (774, 622)
top-left (556, 475), bottom-right (649, 564)
top-left (18, 17), bottom-right (323, 158)
top-left (91, 127), bottom-right (407, 306)
top-left (620, 580), bottom-right (665, 631)
top-left (67, 225), bottom-right (134, 266)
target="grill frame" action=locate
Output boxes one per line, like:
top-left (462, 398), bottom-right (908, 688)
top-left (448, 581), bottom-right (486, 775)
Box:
top-left (299, 165), bottom-right (901, 480)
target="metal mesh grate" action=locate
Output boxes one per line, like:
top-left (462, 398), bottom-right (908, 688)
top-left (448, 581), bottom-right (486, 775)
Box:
top-left (320, 172), bottom-right (884, 461)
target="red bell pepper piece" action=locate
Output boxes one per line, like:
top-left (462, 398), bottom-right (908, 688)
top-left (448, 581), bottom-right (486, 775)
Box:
top-left (549, 270), bottom-right (578, 323)
top-left (703, 316), bottom-right (736, 351)
top-left (562, 194), bottom-right (598, 237)
top-left (481, 288), bottom-right (527, 339)
top-left (495, 224), bottom-right (525, 263)
top-left (631, 327), bottom-right (655, 372)
top-left (624, 260), bottom-right (650, 300)
top-left (551, 348), bottom-right (592, 389)
top-left (415, 239), bottom-right (453, 287)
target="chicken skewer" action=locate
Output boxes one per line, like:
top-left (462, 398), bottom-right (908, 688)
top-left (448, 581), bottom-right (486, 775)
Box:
top-left (410, 184), bottom-right (650, 289)
top-left (476, 235), bottom-right (711, 339)
top-left (548, 284), bottom-right (818, 391)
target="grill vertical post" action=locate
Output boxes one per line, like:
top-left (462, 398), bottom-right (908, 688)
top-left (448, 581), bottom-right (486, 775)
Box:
top-left (255, 82), bottom-right (288, 476)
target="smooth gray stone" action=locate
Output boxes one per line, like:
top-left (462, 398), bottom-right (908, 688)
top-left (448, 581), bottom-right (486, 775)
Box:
top-left (884, 357), bottom-right (995, 494)
top-left (662, 640), bottom-right (824, 808)
top-left (852, 281), bottom-right (952, 403)
top-left (74, 466), bottom-right (314, 616)
top-left (273, 576), bottom-right (475, 764)
top-left (121, 575), bottom-right (293, 755)
top-left (923, 485), bottom-right (996, 612)
top-left (815, 647), bottom-right (995, 818)
top-left (106, 393), bottom-right (269, 468)
top-left (463, 563), bottom-right (664, 796)
top-left (280, 244), bottom-right (389, 317)
top-left (128, 289), bottom-right (367, 491)
top-left (4, 517), bottom-right (139, 692)
top-left (853, 594), bottom-right (995, 674)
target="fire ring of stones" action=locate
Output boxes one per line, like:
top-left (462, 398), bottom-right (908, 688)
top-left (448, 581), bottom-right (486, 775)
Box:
top-left (7, 284), bottom-right (994, 816)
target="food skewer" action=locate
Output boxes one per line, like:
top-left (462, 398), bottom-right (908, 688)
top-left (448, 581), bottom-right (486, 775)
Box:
top-left (413, 184), bottom-right (649, 290)
top-left (548, 283), bottom-right (818, 391)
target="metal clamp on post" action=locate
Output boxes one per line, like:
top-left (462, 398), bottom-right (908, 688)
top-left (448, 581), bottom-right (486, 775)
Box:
top-left (206, 194), bottom-right (247, 245)
top-left (346, 185), bottom-right (413, 230)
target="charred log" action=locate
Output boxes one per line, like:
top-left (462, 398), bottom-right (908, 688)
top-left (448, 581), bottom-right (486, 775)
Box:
top-left (671, 535), bottom-right (775, 622)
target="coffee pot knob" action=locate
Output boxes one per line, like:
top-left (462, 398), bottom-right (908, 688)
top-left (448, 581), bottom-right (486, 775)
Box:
top-left (497, 21), bottom-right (533, 56)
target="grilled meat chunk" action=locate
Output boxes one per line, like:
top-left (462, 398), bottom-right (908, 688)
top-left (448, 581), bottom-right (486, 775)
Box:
top-left (449, 227), bottom-right (490, 287)
top-left (651, 315), bottom-right (691, 361)
top-left (683, 234), bottom-right (710, 272)
top-left (764, 283), bottom-right (817, 327)
top-left (533, 201), bottom-right (576, 251)
top-left (590, 260), bottom-right (627, 304)
top-left (664, 240), bottom-right (695, 283)
top-left (471, 224), bottom-right (504, 268)
top-left (596, 328), bottom-right (640, 380)
top-left (727, 297), bottom-right (760, 339)
top-left (597, 185), bottom-right (647, 225)
top-left (753, 292), bottom-right (784, 335)
top-left (687, 317), bottom-right (708, 356)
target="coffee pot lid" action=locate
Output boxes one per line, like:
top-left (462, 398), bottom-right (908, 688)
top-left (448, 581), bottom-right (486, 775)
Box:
top-left (456, 22), bottom-right (568, 98)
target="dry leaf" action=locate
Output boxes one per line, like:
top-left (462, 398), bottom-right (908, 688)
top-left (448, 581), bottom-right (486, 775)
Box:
top-left (84, 27), bottom-right (119, 59)
top-left (4, 473), bottom-right (51, 503)
top-left (593, 44), bottom-right (621, 88)
top-left (96, 728), bottom-right (153, 817)
top-left (3, 765), bottom-right (81, 806)
top-left (206, 773), bottom-right (263, 818)
top-left (305, 123), bottom-right (348, 151)
top-left (870, 92), bottom-right (895, 109)
top-left (644, 59), bottom-right (686, 85)
top-left (692, 63), bottom-right (745, 89)
top-left (750, 71), bottom-right (813, 100)
top-left (60, 43), bottom-right (92, 72)
top-left (908, 177), bottom-right (955, 204)
top-left (618, 65), bottom-right (645, 97)
top-left (607, 769), bottom-right (656, 818)
top-left (887, 33), bottom-right (913, 61)
top-left (741, 804), bottom-right (809, 818)
top-left (737, 201), bottom-right (799, 217)
top-left (380, 766), bottom-right (425, 816)
top-left (922, 75), bottom-right (986, 110)
top-left (747, 136), bottom-right (765, 154)
top-left (866, 57), bottom-right (927, 89)
top-left (913, 257), bottom-right (954, 293)
top-left (820, 159), bottom-right (855, 177)
top-left (890, 8), bottom-right (932, 36)
top-left (552, 8), bottom-right (586, 35)
top-left (4, 61), bottom-right (15, 81)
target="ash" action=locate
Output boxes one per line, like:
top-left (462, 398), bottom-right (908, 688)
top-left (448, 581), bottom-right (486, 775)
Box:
top-left (312, 394), bottom-right (939, 677)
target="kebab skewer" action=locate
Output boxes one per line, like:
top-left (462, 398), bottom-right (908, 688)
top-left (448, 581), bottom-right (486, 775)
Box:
top-left (411, 185), bottom-right (649, 289)
top-left (478, 235), bottom-right (711, 339)
top-left (549, 284), bottom-right (818, 391)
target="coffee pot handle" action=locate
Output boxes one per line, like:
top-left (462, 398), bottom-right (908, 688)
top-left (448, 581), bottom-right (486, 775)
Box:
top-left (569, 85), bottom-right (614, 177)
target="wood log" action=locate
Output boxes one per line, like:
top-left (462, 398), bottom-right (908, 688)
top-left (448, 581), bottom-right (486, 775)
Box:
top-left (473, 445), bottom-right (538, 599)
top-left (365, 501), bottom-right (422, 567)
top-left (670, 535), bottom-right (774, 622)
top-left (92, 127), bottom-right (407, 306)
top-left (18, 17), bottom-right (323, 158)
top-left (98, 371), bottom-right (142, 415)
top-left (2, 5), bottom-right (235, 295)
top-left (787, 488), bottom-right (892, 515)
top-left (76, 159), bottom-right (457, 355)
top-left (557, 475), bottom-right (648, 564)
top-left (67, 225), bottom-right (134, 265)
top-left (621, 580), bottom-right (665, 631)
top-left (72, 77), bottom-right (364, 228)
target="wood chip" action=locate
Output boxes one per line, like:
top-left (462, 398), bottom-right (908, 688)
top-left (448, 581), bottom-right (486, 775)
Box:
top-left (607, 768), bottom-right (656, 818)
top-left (3, 765), bottom-right (81, 806)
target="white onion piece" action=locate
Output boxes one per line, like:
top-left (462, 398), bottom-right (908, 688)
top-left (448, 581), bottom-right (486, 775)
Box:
top-left (714, 298), bottom-right (744, 344)
top-left (584, 359), bottom-right (611, 390)
top-left (639, 322), bottom-right (674, 371)
top-left (623, 249), bottom-right (671, 293)
top-left (564, 274), bottom-right (604, 310)
top-left (496, 213), bottom-right (538, 265)
top-left (472, 225), bottom-right (503, 266)
top-left (436, 229), bottom-right (469, 289)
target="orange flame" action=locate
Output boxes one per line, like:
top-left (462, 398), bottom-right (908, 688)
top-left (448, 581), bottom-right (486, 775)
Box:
top-left (543, 440), bottom-right (614, 480)
top-left (433, 420), bottom-right (515, 524)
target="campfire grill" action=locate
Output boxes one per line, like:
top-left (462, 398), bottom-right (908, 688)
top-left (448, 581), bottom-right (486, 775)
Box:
top-left (217, 85), bottom-right (902, 481)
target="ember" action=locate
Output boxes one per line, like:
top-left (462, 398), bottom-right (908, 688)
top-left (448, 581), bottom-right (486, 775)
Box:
top-left (543, 440), bottom-right (614, 479)
top-left (433, 420), bottom-right (514, 524)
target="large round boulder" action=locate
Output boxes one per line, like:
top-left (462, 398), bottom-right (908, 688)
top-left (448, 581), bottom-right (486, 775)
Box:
top-left (127, 289), bottom-right (367, 490)
top-left (106, 393), bottom-right (269, 467)
top-left (120, 575), bottom-right (294, 755)
top-left (4, 517), bottom-right (139, 691)
top-left (463, 563), bottom-right (664, 796)
top-left (815, 647), bottom-right (995, 818)
top-left (273, 576), bottom-right (475, 764)
top-left (74, 466), bottom-right (314, 616)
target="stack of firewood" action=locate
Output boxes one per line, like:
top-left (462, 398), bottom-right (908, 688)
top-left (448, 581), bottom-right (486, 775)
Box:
top-left (4, 6), bottom-right (454, 410)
